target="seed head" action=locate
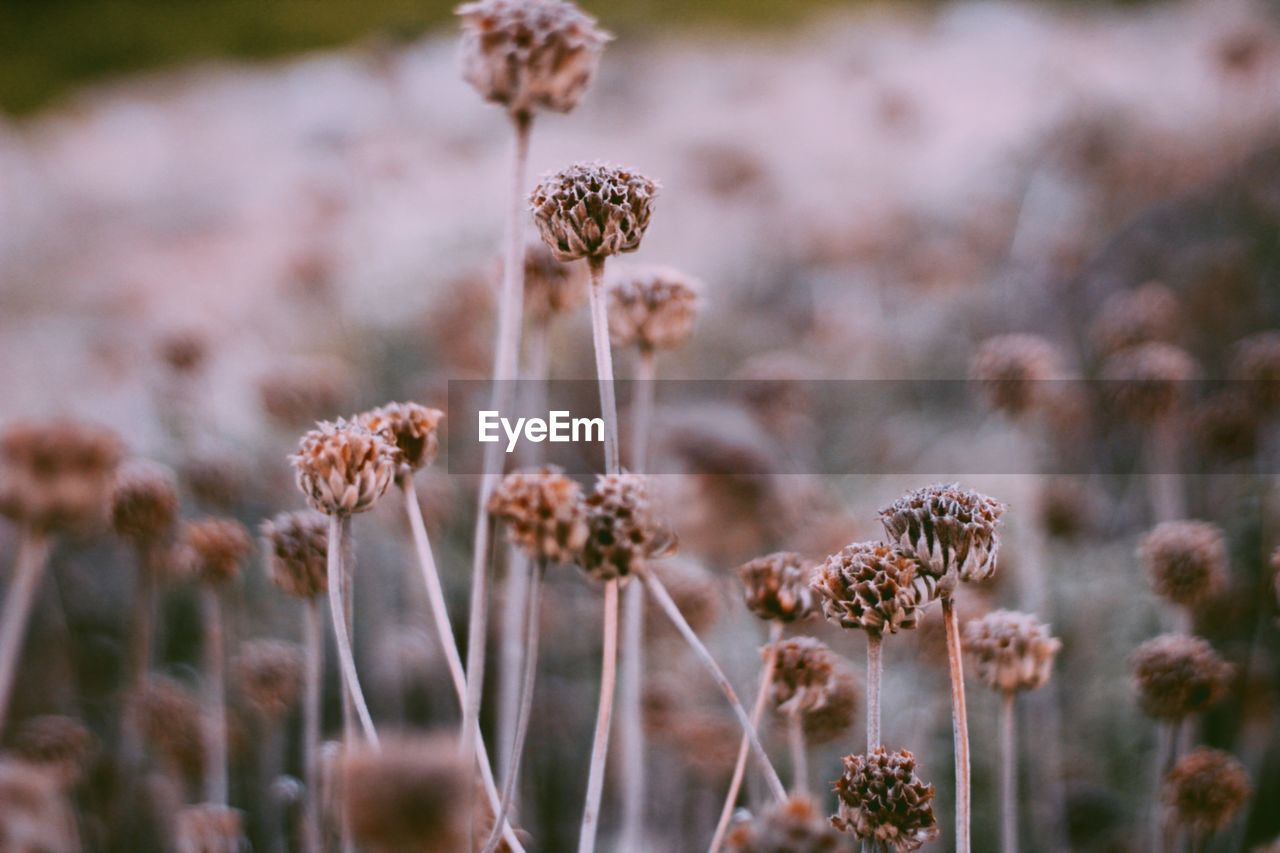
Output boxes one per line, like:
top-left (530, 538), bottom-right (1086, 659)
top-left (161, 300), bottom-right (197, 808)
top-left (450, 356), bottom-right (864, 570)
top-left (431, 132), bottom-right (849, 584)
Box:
top-left (970, 334), bottom-right (1063, 416)
top-left (1163, 747), bottom-right (1250, 834)
top-left (530, 163), bottom-right (659, 263)
top-left (813, 542), bottom-right (937, 634)
top-left (607, 266), bottom-right (702, 352)
top-left (257, 361), bottom-right (356, 429)
top-left (1038, 479), bottom-right (1092, 540)
top-left (1230, 331), bottom-right (1280, 411)
top-left (488, 466), bottom-right (588, 563)
top-left (1192, 390), bottom-right (1259, 461)
top-left (291, 419), bottom-right (397, 515)
top-left (357, 402), bottom-right (444, 480)
top-left (832, 747), bottom-right (939, 851)
top-left (963, 610), bottom-right (1061, 693)
top-left (802, 665), bottom-right (858, 745)
top-left (1089, 282), bottom-right (1181, 358)
top-left (769, 637), bottom-right (840, 717)
top-left (727, 795), bottom-right (855, 852)
top-left (457, 0), bottom-right (609, 118)
top-left (879, 484), bottom-right (1004, 585)
top-left (0, 419), bottom-right (122, 533)
top-left (1131, 634), bottom-right (1232, 721)
top-left (180, 518), bottom-right (252, 585)
top-left (157, 329), bottom-right (209, 375)
top-left (645, 557), bottom-right (720, 636)
top-left (235, 639), bottom-right (304, 719)
top-left (1101, 342), bottom-right (1198, 422)
top-left (10, 715), bottom-right (95, 788)
top-left (1139, 521), bottom-right (1227, 608)
top-left (524, 242), bottom-right (588, 324)
top-left (176, 804), bottom-right (244, 853)
top-left (261, 510), bottom-right (329, 598)
top-left (137, 676), bottom-right (205, 785)
top-left (737, 552), bottom-right (818, 623)
top-left (578, 472), bottom-right (674, 582)
top-left (0, 760), bottom-right (79, 851)
top-left (112, 459), bottom-right (179, 545)
top-left (181, 452), bottom-right (249, 512)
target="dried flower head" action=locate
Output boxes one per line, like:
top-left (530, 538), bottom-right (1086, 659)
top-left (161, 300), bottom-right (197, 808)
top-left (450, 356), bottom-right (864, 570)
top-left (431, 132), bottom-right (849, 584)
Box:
top-left (1089, 282), bottom-right (1182, 358)
top-left (257, 361), bottom-right (356, 428)
top-left (578, 472), bottom-right (674, 581)
top-left (340, 735), bottom-right (468, 852)
top-left (1038, 479), bottom-right (1092, 540)
top-left (727, 795), bottom-right (855, 852)
top-left (530, 163), bottom-right (659, 263)
top-left (138, 676), bottom-right (205, 785)
top-left (1163, 747), bottom-right (1250, 834)
top-left (832, 747), bottom-right (939, 851)
top-left (10, 715), bottom-right (95, 788)
top-left (0, 760), bottom-right (79, 851)
top-left (607, 266), bottom-right (702, 352)
top-left (488, 466), bottom-right (588, 562)
top-left (1192, 390), bottom-right (1259, 460)
top-left (645, 557), bottom-right (720, 636)
top-left (112, 459), bottom-right (179, 545)
top-left (235, 639), bottom-right (304, 719)
top-left (524, 242), bottom-right (588, 324)
top-left (879, 484), bottom-right (1004, 585)
top-left (1230, 331), bottom-right (1280, 412)
top-left (813, 542), bottom-right (937, 634)
top-left (180, 518), bottom-right (252, 585)
top-left (769, 637), bottom-right (840, 716)
top-left (970, 333), bottom-right (1063, 416)
top-left (963, 610), bottom-right (1061, 693)
top-left (0, 419), bottom-right (122, 533)
top-left (181, 452), bottom-right (249, 512)
top-left (176, 804), bottom-right (244, 853)
top-left (1131, 634), bottom-right (1233, 721)
top-left (1139, 521), bottom-right (1228, 608)
top-left (261, 510), bottom-right (329, 598)
top-left (157, 329), bottom-right (209, 375)
top-left (801, 665), bottom-right (858, 745)
top-left (290, 419), bottom-right (397, 515)
top-left (738, 552), bottom-right (818, 623)
top-left (357, 403), bottom-right (444, 478)
top-left (1101, 342), bottom-right (1198, 422)
top-left (457, 0), bottom-right (609, 118)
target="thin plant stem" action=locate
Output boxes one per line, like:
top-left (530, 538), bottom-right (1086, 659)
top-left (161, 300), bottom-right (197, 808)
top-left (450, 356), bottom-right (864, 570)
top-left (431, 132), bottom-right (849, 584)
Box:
top-left (942, 594), bottom-right (972, 853)
top-left (128, 545), bottom-right (157, 687)
top-left (1146, 417), bottom-right (1185, 524)
top-left (578, 578), bottom-right (620, 853)
top-left (788, 711), bottom-right (808, 796)
top-left (326, 514), bottom-right (378, 746)
top-left (866, 632), bottom-right (883, 750)
top-left (0, 527), bottom-right (50, 734)
top-left (629, 348), bottom-right (656, 472)
top-left (708, 621), bottom-right (783, 853)
top-left (1151, 720), bottom-right (1182, 853)
top-left (999, 690), bottom-right (1018, 853)
top-left (200, 586), bottom-right (229, 805)
top-left (642, 567), bottom-right (787, 802)
top-left (302, 597), bottom-right (324, 853)
top-left (587, 257), bottom-right (621, 473)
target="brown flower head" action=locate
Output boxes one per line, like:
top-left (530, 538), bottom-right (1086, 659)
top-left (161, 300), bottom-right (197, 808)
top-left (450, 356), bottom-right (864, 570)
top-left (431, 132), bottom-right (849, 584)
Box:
top-left (738, 552), bottom-right (818, 623)
top-left (157, 329), bottom-right (209, 375)
top-left (607, 266), bottom-right (702, 352)
top-left (1163, 747), bottom-right (1250, 834)
top-left (1230, 331), bottom-right (1280, 412)
top-left (802, 665), bottom-right (858, 745)
top-left (488, 466), bottom-right (588, 563)
top-left (813, 542), bottom-right (937, 634)
top-left (769, 637), bottom-right (840, 716)
top-left (0, 419), bottom-right (122, 533)
top-left (341, 734), bottom-right (468, 852)
top-left (358, 402), bottom-right (444, 481)
top-left (10, 715), bottom-right (95, 788)
top-left (112, 459), bottom-right (179, 545)
top-left (180, 518), bottom-right (252, 585)
top-left (879, 484), bottom-right (1004, 585)
top-left (1038, 479), bottom-right (1093, 540)
top-left (261, 510), bottom-right (329, 598)
top-left (235, 639), bottom-right (303, 719)
top-left (727, 794), bottom-right (855, 853)
top-left (832, 747), bottom-right (939, 851)
top-left (970, 333), bottom-right (1063, 416)
top-left (1101, 342), bottom-right (1198, 422)
top-left (176, 804), bottom-right (244, 853)
top-left (963, 610), bottom-right (1061, 693)
top-left (530, 163), bottom-right (659, 263)
top-left (181, 451), bottom-right (249, 512)
top-left (138, 676), bottom-right (205, 785)
top-left (524, 241), bottom-right (588, 324)
top-left (257, 360), bottom-right (356, 429)
top-left (645, 557), bottom-right (720, 636)
top-left (1139, 520), bottom-right (1228, 608)
top-left (578, 472), bottom-right (674, 582)
top-left (0, 760), bottom-right (79, 851)
top-left (1089, 281), bottom-right (1182, 358)
top-left (457, 0), bottom-right (609, 118)
top-left (1192, 390), bottom-right (1259, 461)
top-left (1131, 634), bottom-right (1233, 721)
top-left (291, 419), bottom-right (397, 515)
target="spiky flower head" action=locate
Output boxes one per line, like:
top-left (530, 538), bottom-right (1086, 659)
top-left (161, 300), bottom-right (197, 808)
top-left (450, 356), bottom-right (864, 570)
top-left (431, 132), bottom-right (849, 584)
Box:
top-left (111, 459), bottom-right (179, 546)
top-left (1139, 520), bottom-right (1227, 608)
top-left (358, 402), bottom-right (444, 479)
top-left (1131, 634), bottom-right (1233, 721)
top-left (970, 334), bottom-right (1062, 416)
top-left (530, 162), bottom-right (659, 263)
top-left (11, 715), bottom-right (95, 788)
top-left (801, 665), bottom-right (858, 745)
top-left (179, 518), bottom-right (251, 586)
top-left (176, 804), bottom-right (244, 853)
top-left (1089, 281), bottom-right (1181, 358)
top-left (1231, 331), bottom-right (1280, 411)
top-left (963, 610), bottom-right (1061, 693)
top-left (261, 510), bottom-right (328, 598)
top-left (488, 466), bottom-right (588, 563)
top-left (341, 735), bottom-right (468, 852)
top-left (235, 639), bottom-right (304, 719)
top-left (727, 795), bottom-right (855, 852)
top-left (524, 241), bottom-right (588, 324)
top-left (769, 637), bottom-right (841, 717)
top-left (879, 484), bottom-right (1004, 585)
top-left (832, 747), bottom-right (939, 851)
top-left (1101, 342), bottom-right (1198, 422)
top-left (290, 419), bottom-right (397, 515)
top-left (738, 552), bottom-right (818, 623)
top-left (457, 0), bottom-right (609, 119)
top-left (607, 266), bottom-right (702, 352)
top-left (813, 542), bottom-right (938, 634)
top-left (578, 472), bottom-right (674, 582)
top-left (0, 419), bottom-right (122, 533)
top-left (1163, 747), bottom-right (1250, 834)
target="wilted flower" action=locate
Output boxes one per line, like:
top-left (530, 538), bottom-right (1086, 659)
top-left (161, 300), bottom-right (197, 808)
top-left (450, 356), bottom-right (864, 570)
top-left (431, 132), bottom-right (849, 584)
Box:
top-left (1101, 342), bottom-right (1198, 422)
top-left (112, 459), bottom-right (180, 545)
top-left (488, 466), bottom-right (588, 563)
top-left (970, 333), bottom-right (1063, 416)
top-left (0, 419), bottom-right (122, 533)
top-left (738, 552), bottom-right (818, 623)
top-left (769, 637), bottom-right (840, 716)
top-left (607, 266), bottom-right (702, 352)
top-left (1139, 520), bottom-right (1227, 608)
top-left (963, 610), bottom-right (1061, 693)
top-left (261, 510), bottom-right (329, 598)
top-left (1131, 634), bottom-right (1232, 721)
top-left (176, 804), bottom-right (244, 853)
top-left (524, 242), bottom-right (588, 324)
top-left (578, 472), bottom-right (674, 581)
top-left (180, 518), bottom-right (252, 586)
top-left (1089, 282), bottom-right (1182, 358)
top-left (290, 419), bottom-right (397, 515)
top-left (10, 715), bottom-right (95, 788)
top-left (530, 163), bottom-right (659, 263)
top-left (235, 640), bottom-right (304, 719)
top-left (813, 542), bottom-right (937, 634)
top-left (358, 402), bottom-right (444, 478)
top-left (1163, 747), bottom-right (1250, 834)
top-left (727, 794), bottom-right (855, 852)
top-left (879, 484), bottom-right (1004, 584)
top-left (832, 747), bottom-right (939, 851)
top-left (340, 735), bottom-right (468, 852)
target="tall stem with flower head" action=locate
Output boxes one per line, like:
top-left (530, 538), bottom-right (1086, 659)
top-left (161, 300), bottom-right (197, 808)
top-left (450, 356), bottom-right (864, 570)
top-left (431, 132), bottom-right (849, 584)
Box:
top-left (201, 586), bottom-right (229, 805)
top-left (999, 691), bottom-right (1017, 853)
top-left (942, 594), bottom-right (971, 853)
top-left (301, 597), bottom-right (323, 853)
top-left (326, 514), bottom-right (377, 746)
top-left (0, 529), bottom-right (50, 734)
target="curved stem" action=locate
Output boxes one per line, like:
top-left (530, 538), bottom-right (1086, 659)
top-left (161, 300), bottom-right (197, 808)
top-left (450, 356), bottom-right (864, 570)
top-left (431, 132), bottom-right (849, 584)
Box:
top-left (866, 632), bottom-right (883, 751)
top-left (943, 594), bottom-right (971, 853)
top-left (201, 587), bottom-right (229, 805)
top-left (301, 597), bottom-right (323, 853)
top-left (0, 528), bottom-right (50, 734)
top-left (578, 578), bottom-right (620, 853)
top-left (788, 711), bottom-right (808, 796)
top-left (326, 514), bottom-right (378, 747)
top-left (587, 258), bottom-right (620, 473)
top-left (999, 691), bottom-right (1018, 853)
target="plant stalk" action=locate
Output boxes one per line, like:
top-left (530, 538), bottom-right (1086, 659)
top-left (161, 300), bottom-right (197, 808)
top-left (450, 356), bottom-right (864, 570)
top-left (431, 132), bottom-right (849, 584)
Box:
top-left (788, 710), bottom-right (808, 796)
top-left (578, 578), bottom-right (620, 853)
top-left (942, 594), bottom-right (971, 853)
top-left (302, 597), bottom-right (323, 853)
top-left (201, 586), bottom-right (229, 805)
top-left (587, 257), bottom-right (621, 473)
top-left (0, 527), bottom-right (50, 734)
top-left (326, 514), bottom-right (378, 746)
top-left (867, 632), bottom-right (883, 750)
top-left (999, 690), bottom-right (1018, 853)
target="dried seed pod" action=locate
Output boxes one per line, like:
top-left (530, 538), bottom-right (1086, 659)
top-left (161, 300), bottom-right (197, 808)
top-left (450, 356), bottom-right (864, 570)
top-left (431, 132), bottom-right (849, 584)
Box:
top-left (1163, 747), bottom-right (1250, 835)
top-left (1088, 282), bottom-right (1181, 358)
top-left (1139, 520), bottom-right (1228, 608)
top-left (0, 760), bottom-right (80, 851)
top-left (235, 639), bottom-right (304, 719)
top-left (769, 637), bottom-right (840, 716)
top-left (524, 242), bottom-right (588, 324)
top-left (290, 419), bottom-right (397, 515)
top-left (112, 459), bottom-right (180, 546)
top-left (879, 483), bottom-right (1004, 584)
top-left (1100, 342), bottom-right (1198, 422)
top-left (176, 804), bottom-right (244, 853)
top-left (813, 542), bottom-right (937, 634)
top-left (357, 403), bottom-right (444, 478)
top-left (0, 419), bottom-right (122, 533)
top-left (137, 676), bottom-right (205, 786)
top-left (970, 333), bottom-right (1063, 416)
top-left (606, 266), bottom-right (702, 352)
top-left (488, 466), bottom-right (589, 563)
top-left (727, 794), bottom-right (855, 852)
top-left (1131, 634), bottom-right (1232, 721)
top-left (457, 0), bottom-right (609, 118)
top-left (180, 518), bottom-right (252, 586)
top-left (340, 735), bottom-right (468, 852)
top-left (737, 552), bottom-right (818, 623)
top-left (1230, 331), bottom-right (1280, 412)
top-left (1037, 479), bottom-right (1093, 540)
top-left (578, 472), bottom-right (674, 582)
top-left (10, 715), bottom-right (95, 788)
top-left (261, 510), bottom-right (329, 598)
top-left (257, 360), bottom-right (356, 429)
top-left (832, 747), bottom-right (939, 851)
top-left (963, 610), bottom-right (1061, 693)
top-left (530, 163), bottom-right (659, 263)
top-left (801, 665), bottom-right (858, 745)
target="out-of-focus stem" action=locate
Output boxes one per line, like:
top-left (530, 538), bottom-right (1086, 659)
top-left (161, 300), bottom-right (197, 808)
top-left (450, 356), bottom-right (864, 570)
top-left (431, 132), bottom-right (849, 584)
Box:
top-left (999, 691), bottom-right (1018, 853)
top-left (0, 528), bottom-right (50, 734)
top-left (587, 258), bottom-right (620, 473)
top-left (1146, 416), bottom-right (1185, 525)
top-left (326, 514), bottom-right (377, 746)
top-left (942, 594), bottom-right (971, 853)
top-left (578, 578), bottom-right (620, 853)
top-left (866, 632), bottom-right (883, 750)
top-left (201, 586), bottom-right (229, 805)
top-left (302, 597), bottom-right (323, 853)
top-left (788, 711), bottom-right (808, 796)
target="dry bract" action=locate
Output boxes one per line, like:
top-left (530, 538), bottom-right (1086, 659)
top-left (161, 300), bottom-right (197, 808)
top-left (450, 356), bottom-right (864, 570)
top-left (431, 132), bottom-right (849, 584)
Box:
top-left (578, 472), bottom-right (674, 582)
top-left (738, 552), bottom-right (818, 623)
top-left (235, 639), bottom-right (304, 719)
top-left (1163, 747), bottom-right (1251, 834)
top-left (607, 266), bottom-right (702, 352)
top-left (970, 333), bottom-right (1062, 416)
top-left (180, 518), bottom-right (252, 586)
top-left (530, 163), bottom-right (658, 262)
top-left (0, 419), bottom-right (122, 533)
top-left (832, 747), bottom-right (939, 851)
top-left (963, 609), bottom-right (1061, 693)
top-left (879, 483), bottom-right (1004, 584)
top-left (176, 804), bottom-right (244, 853)
top-left (112, 459), bottom-right (179, 545)
top-left (487, 465), bottom-right (588, 563)
top-left (340, 735), bottom-right (468, 852)
top-left (357, 402), bottom-right (444, 476)
top-left (813, 541), bottom-right (937, 633)
top-left (769, 636), bottom-right (839, 716)
top-left (1131, 634), bottom-right (1232, 721)
top-left (727, 794), bottom-right (855, 852)
top-left (290, 419), bottom-right (397, 515)
top-left (261, 510), bottom-right (329, 598)
top-left (1139, 520), bottom-right (1227, 608)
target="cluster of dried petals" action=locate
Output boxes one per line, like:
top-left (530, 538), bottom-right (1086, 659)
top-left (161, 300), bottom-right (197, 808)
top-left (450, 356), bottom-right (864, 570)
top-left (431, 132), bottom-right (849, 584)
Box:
top-left (176, 804), bottom-right (244, 853)
top-left (1089, 282), bottom-right (1182, 358)
top-left (291, 419), bottom-right (397, 515)
top-left (488, 466), bottom-right (588, 563)
top-left (737, 552), bottom-right (818, 623)
top-left (1131, 634), bottom-right (1233, 721)
top-left (530, 163), bottom-right (658, 263)
top-left (963, 610), bottom-right (1061, 693)
top-left (137, 677), bottom-right (205, 784)
top-left (1100, 342), bottom-right (1198, 422)
top-left (340, 735), bottom-right (468, 852)
top-left (879, 484), bottom-right (1004, 585)
top-left (180, 518), bottom-right (252, 586)
top-left (1162, 747), bottom-right (1251, 834)
top-left (1230, 331), bottom-right (1280, 411)
top-left (813, 542), bottom-right (937, 634)
top-left (800, 665), bottom-right (858, 745)
top-left (970, 333), bottom-right (1063, 416)
top-left (10, 715), bottom-right (95, 788)
top-left (111, 459), bottom-right (179, 546)
top-left (457, 0), bottom-right (609, 118)
top-left (358, 402), bottom-right (444, 478)
top-left (235, 640), bottom-right (304, 719)
top-left (607, 266), bottom-right (702, 352)
top-left (832, 747), bottom-right (939, 851)
top-left (0, 760), bottom-right (80, 851)
top-left (257, 361), bottom-right (356, 429)
top-left (261, 510), bottom-right (329, 598)
top-left (727, 795), bottom-right (855, 852)
top-left (524, 242), bottom-right (588, 324)
top-left (578, 472), bottom-right (674, 581)
top-left (1139, 520), bottom-right (1227, 608)
top-left (769, 637), bottom-right (840, 717)
top-left (0, 420), bottom-right (122, 533)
